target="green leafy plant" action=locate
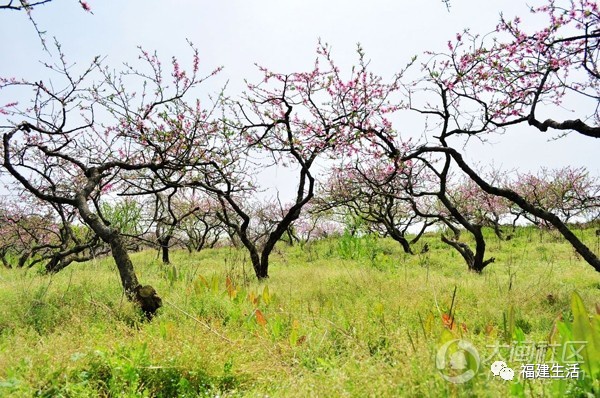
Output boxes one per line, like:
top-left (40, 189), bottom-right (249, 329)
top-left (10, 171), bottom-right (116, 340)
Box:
top-left (547, 292), bottom-right (600, 396)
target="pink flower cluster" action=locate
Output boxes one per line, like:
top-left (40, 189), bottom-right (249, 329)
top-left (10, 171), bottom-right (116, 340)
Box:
top-left (423, 0), bottom-right (599, 128)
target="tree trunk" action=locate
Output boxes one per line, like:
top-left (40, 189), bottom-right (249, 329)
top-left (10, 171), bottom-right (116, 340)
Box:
top-left (162, 245), bottom-right (169, 264)
top-left (387, 227), bottom-right (413, 254)
top-left (195, 230), bottom-right (207, 251)
top-left (492, 221), bottom-right (504, 240)
top-left (441, 234), bottom-right (475, 270)
top-left (1, 252), bottom-right (10, 268)
top-left (248, 248), bottom-right (266, 279)
top-left (18, 250), bottom-right (31, 268)
top-left (472, 225), bottom-right (496, 272)
top-left (209, 234), bottom-right (219, 248)
top-left (441, 228), bottom-right (495, 273)
top-left (256, 260), bottom-right (269, 280)
top-left (45, 256), bottom-right (64, 273)
top-left (256, 250), bottom-right (271, 280)
top-left (108, 233), bottom-right (140, 296)
top-left (437, 194), bottom-right (495, 272)
top-left (159, 235), bottom-right (171, 264)
top-left (108, 233), bottom-right (162, 319)
top-left (76, 193), bottom-right (162, 319)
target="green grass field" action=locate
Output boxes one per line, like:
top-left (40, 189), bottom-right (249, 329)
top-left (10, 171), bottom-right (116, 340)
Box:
top-left (1, 226), bottom-right (599, 397)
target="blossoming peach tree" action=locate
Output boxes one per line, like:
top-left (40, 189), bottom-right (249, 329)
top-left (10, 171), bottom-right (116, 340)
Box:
top-left (401, 0), bottom-right (600, 271)
top-left (430, 0), bottom-right (598, 137)
top-left (0, 193), bottom-right (104, 271)
top-left (1, 43), bottom-right (221, 316)
top-left (1, 0), bottom-right (599, 316)
top-left (319, 160), bottom-right (433, 255)
top-left (189, 41), bottom-right (413, 279)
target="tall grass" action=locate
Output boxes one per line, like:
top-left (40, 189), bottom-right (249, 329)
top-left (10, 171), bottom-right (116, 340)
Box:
top-left (0, 226), bottom-right (598, 397)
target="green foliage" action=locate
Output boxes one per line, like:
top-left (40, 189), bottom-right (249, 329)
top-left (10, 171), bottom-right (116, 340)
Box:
top-left (24, 284), bottom-right (60, 335)
top-left (552, 292), bottom-right (600, 395)
top-left (101, 199), bottom-right (143, 236)
top-left (337, 230), bottom-right (381, 264)
top-left (1, 227), bottom-right (600, 397)
top-left (510, 292), bottom-right (600, 397)
top-left (14, 344), bottom-right (240, 397)
top-left (569, 292), bottom-right (600, 381)
top-left (161, 263), bottom-right (181, 287)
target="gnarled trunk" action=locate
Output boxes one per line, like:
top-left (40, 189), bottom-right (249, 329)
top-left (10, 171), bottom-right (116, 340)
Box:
top-left (441, 230), bottom-right (495, 273)
top-left (109, 232), bottom-right (162, 318)
top-left (76, 193), bottom-right (162, 319)
top-left (387, 226), bottom-right (414, 254)
top-left (438, 194), bottom-right (495, 273)
top-left (158, 235), bottom-right (172, 264)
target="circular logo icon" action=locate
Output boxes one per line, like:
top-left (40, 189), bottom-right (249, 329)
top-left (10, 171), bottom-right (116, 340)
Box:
top-left (490, 360), bottom-right (515, 381)
top-left (436, 339), bottom-right (480, 384)
top-left (491, 360), bottom-right (507, 376)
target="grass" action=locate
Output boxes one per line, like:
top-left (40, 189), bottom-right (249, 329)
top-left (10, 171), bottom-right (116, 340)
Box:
top-left (0, 226), bottom-right (599, 397)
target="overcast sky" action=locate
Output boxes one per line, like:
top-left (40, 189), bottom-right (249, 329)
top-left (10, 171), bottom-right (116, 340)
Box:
top-left (1, 0), bottom-right (597, 195)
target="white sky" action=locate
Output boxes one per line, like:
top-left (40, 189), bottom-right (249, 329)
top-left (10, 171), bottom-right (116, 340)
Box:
top-left (1, 0), bottom-right (598, 200)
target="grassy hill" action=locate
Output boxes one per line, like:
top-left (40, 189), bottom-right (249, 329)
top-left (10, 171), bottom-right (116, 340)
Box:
top-left (0, 226), bottom-right (599, 397)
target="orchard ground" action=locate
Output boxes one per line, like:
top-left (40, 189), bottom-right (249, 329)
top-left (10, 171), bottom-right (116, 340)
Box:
top-left (0, 226), bottom-right (599, 397)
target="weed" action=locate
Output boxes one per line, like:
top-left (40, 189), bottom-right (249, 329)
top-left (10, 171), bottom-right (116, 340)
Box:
top-left (0, 227), bottom-right (599, 397)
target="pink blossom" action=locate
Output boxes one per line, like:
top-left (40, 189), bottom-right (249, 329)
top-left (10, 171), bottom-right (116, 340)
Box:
top-left (79, 1), bottom-right (91, 12)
